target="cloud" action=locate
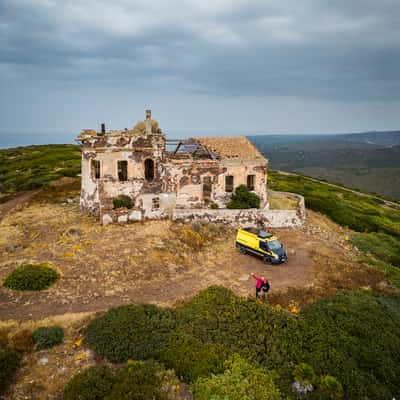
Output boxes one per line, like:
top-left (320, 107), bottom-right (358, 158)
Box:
top-left (0, 0), bottom-right (399, 140)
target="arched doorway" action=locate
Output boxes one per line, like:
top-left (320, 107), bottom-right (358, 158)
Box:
top-left (144, 158), bottom-right (155, 181)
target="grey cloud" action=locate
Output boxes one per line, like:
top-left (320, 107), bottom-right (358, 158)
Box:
top-left (0, 0), bottom-right (399, 142)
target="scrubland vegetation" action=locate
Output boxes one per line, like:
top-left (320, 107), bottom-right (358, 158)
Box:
top-left (67, 287), bottom-right (400, 399)
top-left (0, 145), bottom-right (80, 194)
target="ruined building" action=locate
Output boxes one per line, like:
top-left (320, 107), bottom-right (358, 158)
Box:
top-left (76, 110), bottom-right (282, 225)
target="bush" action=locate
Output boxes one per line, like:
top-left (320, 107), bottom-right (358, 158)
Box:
top-left (192, 354), bottom-right (281, 400)
top-left (180, 229), bottom-right (205, 250)
top-left (227, 184), bottom-right (261, 209)
top-left (298, 292), bottom-right (400, 399)
top-left (3, 264), bottom-right (59, 291)
top-left (175, 286), bottom-right (297, 371)
top-left (113, 195), bottom-right (133, 209)
top-left (32, 326), bottom-right (64, 351)
top-left (293, 362), bottom-right (316, 386)
top-left (316, 375), bottom-right (344, 400)
top-left (85, 304), bottom-right (176, 363)
top-left (159, 332), bottom-right (229, 382)
top-left (107, 360), bottom-right (177, 400)
top-left (64, 365), bottom-right (115, 400)
top-left (64, 361), bottom-right (179, 400)
top-left (210, 202), bottom-right (219, 209)
top-left (0, 349), bottom-right (21, 396)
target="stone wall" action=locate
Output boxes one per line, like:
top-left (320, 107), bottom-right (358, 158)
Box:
top-left (101, 191), bottom-right (305, 228)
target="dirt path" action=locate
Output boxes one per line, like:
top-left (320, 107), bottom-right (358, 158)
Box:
top-left (0, 190), bottom-right (41, 223)
top-left (0, 243), bottom-right (313, 320)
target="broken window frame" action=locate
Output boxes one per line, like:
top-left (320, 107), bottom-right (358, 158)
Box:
top-left (203, 176), bottom-right (212, 203)
top-left (247, 174), bottom-right (255, 191)
top-left (144, 158), bottom-right (155, 181)
top-left (117, 160), bottom-right (128, 181)
top-left (91, 159), bottom-right (101, 179)
top-left (152, 197), bottom-right (160, 210)
top-left (225, 175), bottom-right (234, 192)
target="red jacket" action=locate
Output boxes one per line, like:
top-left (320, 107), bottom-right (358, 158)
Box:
top-left (252, 274), bottom-right (267, 289)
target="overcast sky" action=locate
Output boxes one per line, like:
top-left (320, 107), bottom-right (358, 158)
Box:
top-left (1, 0), bottom-right (400, 146)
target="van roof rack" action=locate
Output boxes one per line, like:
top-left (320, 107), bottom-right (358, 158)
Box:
top-left (243, 227), bottom-right (273, 238)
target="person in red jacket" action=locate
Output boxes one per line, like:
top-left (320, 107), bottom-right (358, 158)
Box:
top-left (251, 273), bottom-right (270, 299)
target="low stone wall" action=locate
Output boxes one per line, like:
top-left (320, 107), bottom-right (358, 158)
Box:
top-left (172, 205), bottom-right (304, 228)
top-left (101, 191), bottom-right (305, 228)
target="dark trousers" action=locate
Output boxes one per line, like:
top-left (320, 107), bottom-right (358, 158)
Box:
top-left (256, 287), bottom-right (268, 299)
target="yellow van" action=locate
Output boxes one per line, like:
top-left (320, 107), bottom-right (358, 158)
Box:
top-left (235, 227), bottom-right (288, 264)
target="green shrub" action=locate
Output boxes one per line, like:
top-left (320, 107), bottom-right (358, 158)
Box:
top-left (0, 349), bottom-right (21, 396)
top-left (227, 185), bottom-right (261, 209)
top-left (106, 360), bottom-right (177, 400)
top-left (210, 202), bottom-right (219, 209)
top-left (316, 375), bottom-right (344, 400)
top-left (293, 362), bottom-right (316, 386)
top-left (64, 365), bottom-right (115, 400)
top-left (3, 264), bottom-right (59, 291)
top-left (175, 286), bottom-right (298, 371)
top-left (298, 292), bottom-right (400, 399)
top-left (159, 332), bottom-right (229, 382)
top-left (85, 304), bottom-right (176, 363)
top-left (64, 361), bottom-right (179, 400)
top-left (113, 195), bottom-right (133, 209)
top-left (32, 326), bottom-right (64, 351)
top-left (192, 354), bottom-right (281, 400)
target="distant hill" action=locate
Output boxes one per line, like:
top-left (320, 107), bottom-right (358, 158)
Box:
top-left (249, 130), bottom-right (400, 200)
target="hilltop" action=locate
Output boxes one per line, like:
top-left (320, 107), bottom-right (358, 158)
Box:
top-left (0, 146), bottom-right (399, 399)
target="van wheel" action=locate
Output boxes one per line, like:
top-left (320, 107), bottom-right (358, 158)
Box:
top-left (263, 256), bottom-right (271, 264)
top-left (239, 246), bottom-right (247, 255)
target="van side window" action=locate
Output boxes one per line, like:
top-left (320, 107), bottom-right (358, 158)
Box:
top-left (118, 160), bottom-right (128, 181)
top-left (259, 241), bottom-right (269, 251)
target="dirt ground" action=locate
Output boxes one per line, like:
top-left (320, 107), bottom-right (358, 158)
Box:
top-left (0, 183), bottom-right (392, 400)
top-left (0, 185), bottom-right (388, 321)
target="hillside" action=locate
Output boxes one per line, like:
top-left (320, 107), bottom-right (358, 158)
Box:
top-left (1, 148), bottom-right (400, 399)
top-left (0, 145), bottom-right (80, 195)
top-left (249, 130), bottom-right (400, 199)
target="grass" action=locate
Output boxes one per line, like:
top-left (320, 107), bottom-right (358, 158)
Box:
top-left (351, 232), bottom-right (400, 267)
top-left (268, 170), bottom-right (400, 236)
top-left (0, 145), bottom-right (81, 193)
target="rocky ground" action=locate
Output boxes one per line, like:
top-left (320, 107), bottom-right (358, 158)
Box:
top-left (0, 182), bottom-right (391, 399)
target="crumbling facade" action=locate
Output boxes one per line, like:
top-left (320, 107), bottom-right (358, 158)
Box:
top-left (77, 110), bottom-right (275, 225)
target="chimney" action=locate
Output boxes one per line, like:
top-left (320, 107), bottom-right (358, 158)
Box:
top-left (145, 109), bottom-right (152, 135)
top-left (101, 123), bottom-right (106, 135)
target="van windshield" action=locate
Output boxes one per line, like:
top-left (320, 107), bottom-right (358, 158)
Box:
top-left (268, 240), bottom-right (282, 250)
